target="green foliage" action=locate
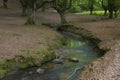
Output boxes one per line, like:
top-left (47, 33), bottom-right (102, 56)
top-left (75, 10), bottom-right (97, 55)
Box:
top-left (102, 0), bottom-right (108, 6)
top-left (71, 5), bottom-right (81, 13)
top-left (74, 10), bottom-right (105, 16)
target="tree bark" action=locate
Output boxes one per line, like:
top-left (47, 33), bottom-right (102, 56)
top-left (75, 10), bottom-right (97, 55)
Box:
top-left (104, 9), bottom-right (107, 15)
top-left (90, 9), bottom-right (93, 15)
top-left (22, 7), bottom-right (27, 16)
top-left (59, 12), bottom-right (67, 24)
top-left (42, 5), bottom-right (45, 12)
top-left (89, 5), bottom-right (94, 15)
top-left (25, 8), bottom-right (35, 25)
top-left (114, 10), bottom-right (118, 18)
top-left (109, 10), bottom-right (113, 19)
top-left (89, 0), bottom-right (94, 15)
top-left (3, 0), bottom-right (8, 8)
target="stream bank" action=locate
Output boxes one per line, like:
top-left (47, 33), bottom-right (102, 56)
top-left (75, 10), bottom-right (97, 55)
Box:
top-left (57, 24), bottom-right (120, 80)
top-left (57, 24), bottom-right (106, 56)
top-left (0, 26), bottom-right (63, 79)
top-left (2, 30), bottom-right (102, 80)
top-left (1, 22), bottom-right (119, 80)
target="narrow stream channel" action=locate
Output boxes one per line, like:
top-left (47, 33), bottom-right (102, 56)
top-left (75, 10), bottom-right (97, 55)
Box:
top-left (3, 32), bottom-right (101, 80)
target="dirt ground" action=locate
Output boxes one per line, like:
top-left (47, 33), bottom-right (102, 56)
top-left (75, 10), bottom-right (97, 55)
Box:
top-left (0, 0), bottom-right (120, 79)
top-left (0, 1), bottom-right (62, 60)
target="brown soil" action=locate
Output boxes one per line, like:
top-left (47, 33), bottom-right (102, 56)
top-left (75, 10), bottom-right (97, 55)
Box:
top-left (0, 0), bottom-right (120, 79)
top-left (0, 0), bottom-right (62, 60)
top-left (76, 19), bottom-right (120, 80)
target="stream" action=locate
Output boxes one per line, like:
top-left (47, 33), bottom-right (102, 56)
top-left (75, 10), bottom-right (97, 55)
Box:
top-left (3, 32), bottom-right (101, 80)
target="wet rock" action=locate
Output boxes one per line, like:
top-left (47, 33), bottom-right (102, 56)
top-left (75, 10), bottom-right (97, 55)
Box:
top-left (29, 71), bottom-right (33, 74)
top-left (52, 59), bottom-right (64, 64)
top-left (68, 58), bottom-right (79, 62)
top-left (36, 68), bottom-right (45, 74)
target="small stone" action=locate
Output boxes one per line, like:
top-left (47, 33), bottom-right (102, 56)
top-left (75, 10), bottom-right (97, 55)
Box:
top-left (29, 71), bottom-right (33, 74)
top-left (36, 68), bottom-right (45, 74)
top-left (68, 58), bottom-right (79, 62)
top-left (52, 59), bottom-right (64, 64)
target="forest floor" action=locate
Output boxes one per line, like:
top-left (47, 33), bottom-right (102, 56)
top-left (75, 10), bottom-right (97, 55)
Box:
top-left (0, 8), bottom-right (62, 60)
top-left (0, 0), bottom-right (63, 78)
top-left (0, 0), bottom-right (120, 79)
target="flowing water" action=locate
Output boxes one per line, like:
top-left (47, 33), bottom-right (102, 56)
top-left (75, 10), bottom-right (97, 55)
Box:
top-left (3, 32), bottom-right (100, 80)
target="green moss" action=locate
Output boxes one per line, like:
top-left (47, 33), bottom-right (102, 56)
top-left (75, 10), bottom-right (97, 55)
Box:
top-left (0, 59), bottom-right (16, 78)
top-left (16, 56), bottom-right (35, 69)
top-left (15, 48), bottom-right (56, 69)
top-left (0, 69), bottom-right (7, 77)
top-left (38, 48), bottom-right (56, 64)
top-left (0, 59), bottom-right (7, 77)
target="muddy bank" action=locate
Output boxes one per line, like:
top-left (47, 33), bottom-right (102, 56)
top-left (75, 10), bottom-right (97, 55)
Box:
top-left (57, 24), bottom-right (120, 80)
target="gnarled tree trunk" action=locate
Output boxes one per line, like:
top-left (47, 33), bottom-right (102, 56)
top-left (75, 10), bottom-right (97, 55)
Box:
top-left (59, 12), bottom-right (67, 24)
top-left (3, 0), bottom-right (8, 8)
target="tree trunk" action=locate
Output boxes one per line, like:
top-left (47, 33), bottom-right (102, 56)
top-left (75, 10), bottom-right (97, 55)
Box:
top-left (42, 6), bottom-right (45, 12)
top-left (89, 0), bottom-right (94, 15)
top-left (109, 10), bottom-right (113, 19)
top-left (114, 10), bottom-right (118, 18)
top-left (3, 0), bottom-right (8, 8)
top-left (26, 15), bottom-right (35, 25)
top-left (59, 12), bottom-right (67, 24)
top-left (104, 9), bottom-right (107, 15)
top-left (22, 7), bottom-right (27, 16)
top-left (25, 8), bottom-right (35, 25)
top-left (89, 6), bottom-right (93, 15)
top-left (90, 9), bottom-right (93, 15)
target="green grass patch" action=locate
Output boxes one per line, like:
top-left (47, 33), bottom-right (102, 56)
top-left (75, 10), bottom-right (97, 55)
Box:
top-left (74, 10), bottom-right (107, 16)
top-left (0, 59), bottom-right (15, 78)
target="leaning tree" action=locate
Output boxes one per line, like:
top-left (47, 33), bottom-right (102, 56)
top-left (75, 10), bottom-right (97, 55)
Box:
top-left (51, 0), bottom-right (72, 24)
